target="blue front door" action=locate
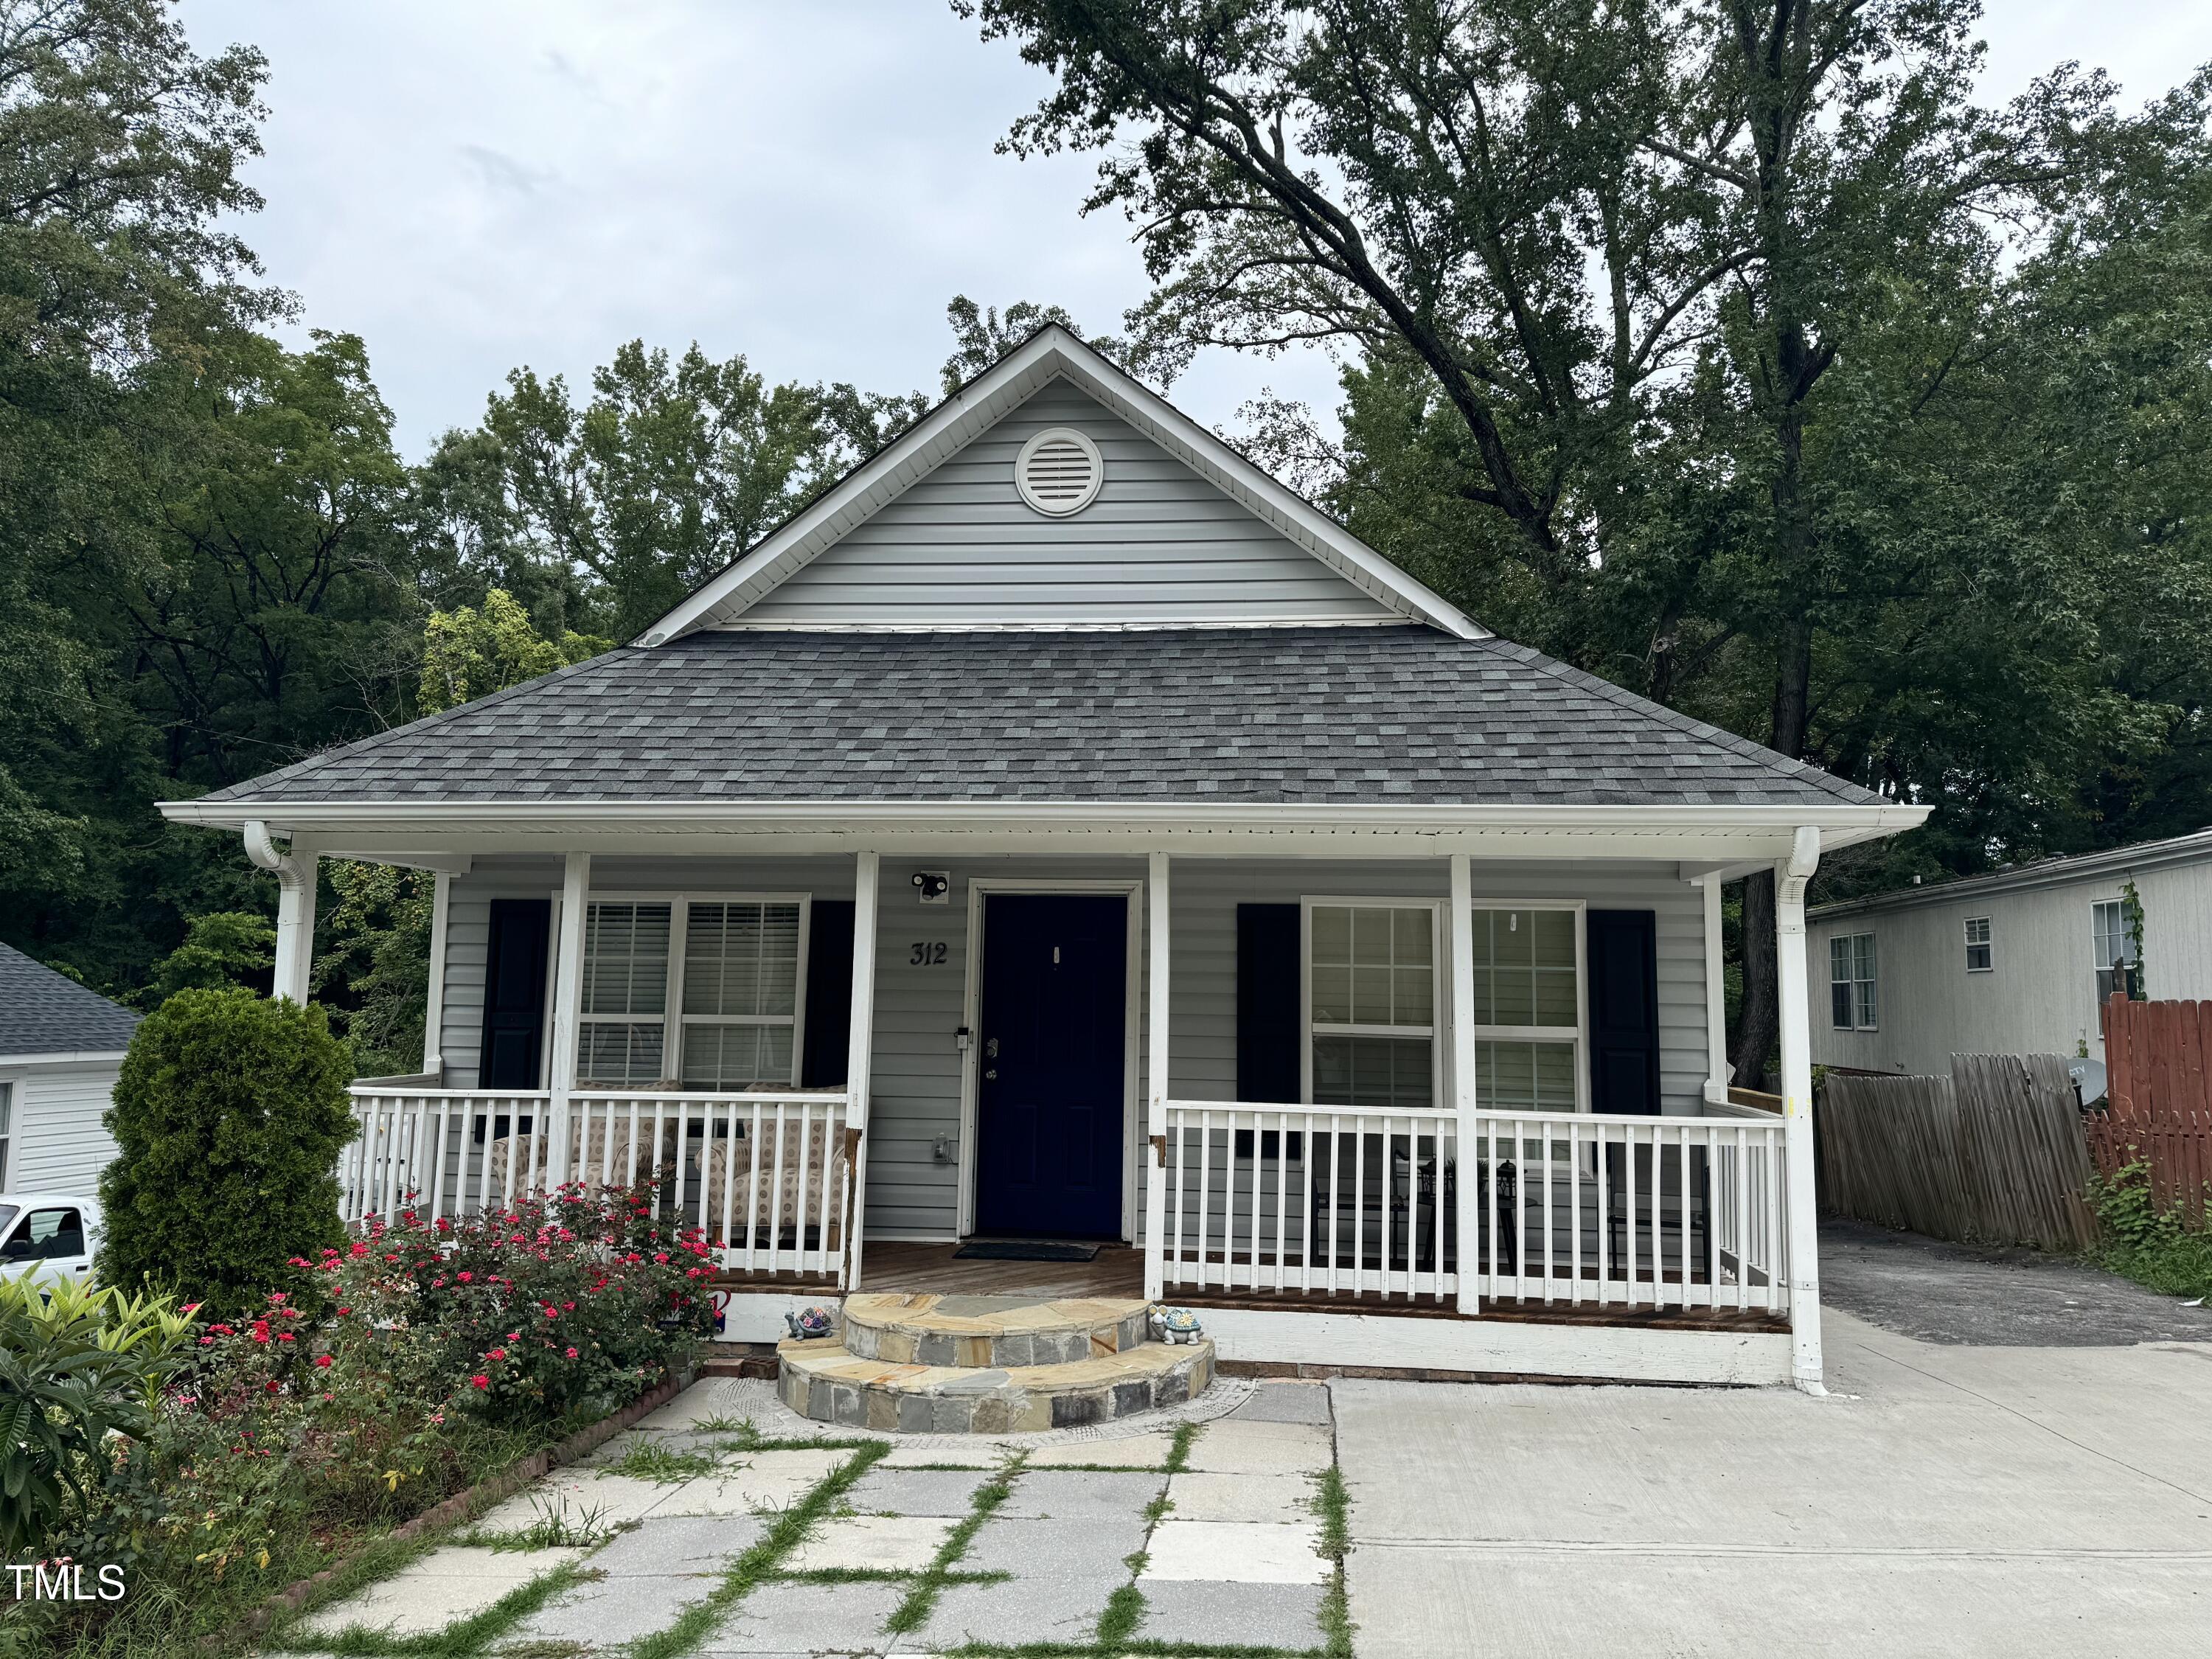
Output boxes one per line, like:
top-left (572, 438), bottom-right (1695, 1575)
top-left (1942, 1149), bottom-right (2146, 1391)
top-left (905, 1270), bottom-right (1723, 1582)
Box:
top-left (975, 894), bottom-right (1126, 1239)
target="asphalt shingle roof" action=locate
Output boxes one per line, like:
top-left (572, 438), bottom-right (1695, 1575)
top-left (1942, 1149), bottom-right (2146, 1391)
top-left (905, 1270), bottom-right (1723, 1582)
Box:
top-left (198, 626), bottom-right (1877, 810)
top-left (0, 943), bottom-right (140, 1057)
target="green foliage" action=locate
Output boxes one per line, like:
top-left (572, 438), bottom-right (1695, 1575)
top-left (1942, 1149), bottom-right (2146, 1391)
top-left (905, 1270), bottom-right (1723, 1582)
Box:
top-left (418, 589), bottom-right (607, 715)
top-left (2087, 1161), bottom-right (2212, 1301)
top-left (314, 861), bottom-right (434, 1077)
top-left (98, 989), bottom-right (356, 1318)
top-left (964, 0), bottom-right (2212, 1081)
top-left (0, 1277), bottom-right (198, 1556)
top-left (428, 341), bottom-right (928, 642)
top-left (142, 910), bottom-right (274, 1004)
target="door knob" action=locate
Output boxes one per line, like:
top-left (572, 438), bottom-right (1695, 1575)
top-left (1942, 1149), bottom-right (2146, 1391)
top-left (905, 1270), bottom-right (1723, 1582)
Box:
top-left (984, 1068), bottom-right (998, 1079)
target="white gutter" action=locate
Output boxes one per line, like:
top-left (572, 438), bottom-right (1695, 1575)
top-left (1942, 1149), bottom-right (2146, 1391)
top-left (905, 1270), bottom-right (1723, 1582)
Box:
top-left (0, 1049), bottom-right (131, 1068)
top-left (161, 798), bottom-right (1929, 837)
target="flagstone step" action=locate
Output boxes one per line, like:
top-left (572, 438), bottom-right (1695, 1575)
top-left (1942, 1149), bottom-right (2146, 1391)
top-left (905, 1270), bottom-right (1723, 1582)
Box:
top-left (838, 1292), bottom-right (1152, 1369)
top-left (778, 1332), bottom-right (1214, 1433)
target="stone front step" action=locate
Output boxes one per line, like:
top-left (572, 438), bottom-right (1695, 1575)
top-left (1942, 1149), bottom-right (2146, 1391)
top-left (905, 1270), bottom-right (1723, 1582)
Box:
top-left (778, 1335), bottom-right (1214, 1433)
top-left (839, 1292), bottom-right (1151, 1369)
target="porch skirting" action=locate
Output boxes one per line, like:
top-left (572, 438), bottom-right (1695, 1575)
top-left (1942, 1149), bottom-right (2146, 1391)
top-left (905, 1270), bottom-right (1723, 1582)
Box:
top-left (705, 1283), bottom-right (1792, 1387)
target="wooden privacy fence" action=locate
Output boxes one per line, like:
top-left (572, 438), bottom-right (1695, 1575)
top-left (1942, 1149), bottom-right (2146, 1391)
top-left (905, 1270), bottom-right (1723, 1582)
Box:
top-left (1820, 1054), bottom-right (2096, 1251)
top-left (2096, 995), bottom-right (2212, 1224)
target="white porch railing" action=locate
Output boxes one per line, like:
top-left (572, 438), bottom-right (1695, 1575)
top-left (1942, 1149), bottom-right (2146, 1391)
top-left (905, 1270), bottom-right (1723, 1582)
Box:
top-left (344, 1085), bottom-right (856, 1284)
top-left (1158, 1102), bottom-right (1788, 1315)
top-left (1160, 1102), bottom-right (1460, 1303)
top-left (1469, 1109), bottom-right (1787, 1314)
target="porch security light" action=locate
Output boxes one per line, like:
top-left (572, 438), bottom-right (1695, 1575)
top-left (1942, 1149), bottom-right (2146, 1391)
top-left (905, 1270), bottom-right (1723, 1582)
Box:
top-left (912, 871), bottom-right (950, 904)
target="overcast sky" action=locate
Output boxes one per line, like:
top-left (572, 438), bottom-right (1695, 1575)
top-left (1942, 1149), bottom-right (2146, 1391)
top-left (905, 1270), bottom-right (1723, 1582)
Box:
top-left (184, 1), bottom-right (2212, 459)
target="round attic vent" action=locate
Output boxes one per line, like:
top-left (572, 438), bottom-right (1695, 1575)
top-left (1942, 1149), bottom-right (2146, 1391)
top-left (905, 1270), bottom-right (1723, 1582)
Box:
top-left (1015, 427), bottom-right (1104, 516)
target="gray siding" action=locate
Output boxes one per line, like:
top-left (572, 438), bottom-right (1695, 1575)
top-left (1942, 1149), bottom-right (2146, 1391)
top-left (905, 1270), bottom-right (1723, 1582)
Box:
top-left (737, 378), bottom-right (1397, 627)
top-left (433, 854), bottom-right (1711, 1243)
top-left (1809, 853), bottom-right (2212, 1076)
top-left (12, 1064), bottom-right (120, 1195)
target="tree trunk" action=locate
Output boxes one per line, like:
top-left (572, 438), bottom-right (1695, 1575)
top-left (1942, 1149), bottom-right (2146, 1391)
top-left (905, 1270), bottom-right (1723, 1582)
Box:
top-left (1732, 389), bottom-right (1819, 1092)
top-left (1732, 869), bottom-right (1778, 1091)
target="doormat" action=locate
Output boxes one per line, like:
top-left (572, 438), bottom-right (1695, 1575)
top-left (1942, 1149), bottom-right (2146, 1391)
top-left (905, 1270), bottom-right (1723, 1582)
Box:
top-left (953, 1240), bottom-right (1101, 1263)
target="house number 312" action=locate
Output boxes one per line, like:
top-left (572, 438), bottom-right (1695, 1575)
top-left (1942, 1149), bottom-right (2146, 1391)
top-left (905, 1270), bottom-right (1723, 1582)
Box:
top-left (909, 942), bottom-right (949, 966)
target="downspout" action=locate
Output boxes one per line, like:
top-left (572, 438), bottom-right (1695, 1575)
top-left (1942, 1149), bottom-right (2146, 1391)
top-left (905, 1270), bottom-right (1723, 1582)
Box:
top-left (244, 820), bottom-right (316, 1006)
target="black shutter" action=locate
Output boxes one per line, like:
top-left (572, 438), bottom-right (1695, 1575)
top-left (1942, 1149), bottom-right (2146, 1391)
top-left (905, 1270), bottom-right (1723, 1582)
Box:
top-left (481, 899), bottom-right (551, 1090)
top-left (1587, 908), bottom-right (1660, 1115)
top-left (801, 900), bottom-right (856, 1088)
top-left (1237, 903), bottom-right (1302, 1105)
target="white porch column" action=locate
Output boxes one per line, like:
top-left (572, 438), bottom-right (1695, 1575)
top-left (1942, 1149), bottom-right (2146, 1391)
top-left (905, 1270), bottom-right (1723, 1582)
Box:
top-left (546, 852), bottom-right (591, 1188)
top-left (1700, 874), bottom-right (1728, 1105)
top-left (245, 821), bottom-right (316, 1006)
top-left (1775, 826), bottom-right (1825, 1391)
top-left (1144, 852), bottom-right (1170, 1303)
top-left (842, 851), bottom-right (881, 1290)
top-left (421, 871), bottom-right (452, 1077)
top-left (1449, 854), bottom-right (1479, 1315)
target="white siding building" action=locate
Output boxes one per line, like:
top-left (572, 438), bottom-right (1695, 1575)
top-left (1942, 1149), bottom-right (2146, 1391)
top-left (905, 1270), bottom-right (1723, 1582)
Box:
top-left (0, 943), bottom-right (139, 1196)
top-left (1808, 828), bottom-right (2212, 1078)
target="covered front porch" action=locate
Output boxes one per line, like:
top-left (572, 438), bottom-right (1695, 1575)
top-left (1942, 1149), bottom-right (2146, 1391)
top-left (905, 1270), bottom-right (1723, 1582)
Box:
top-left (302, 822), bottom-right (1832, 1388)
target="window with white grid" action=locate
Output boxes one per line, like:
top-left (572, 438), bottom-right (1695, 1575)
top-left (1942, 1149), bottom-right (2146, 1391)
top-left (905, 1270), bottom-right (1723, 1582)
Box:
top-left (1307, 903), bottom-right (1437, 1110)
top-left (1829, 932), bottom-right (1877, 1031)
top-left (1467, 906), bottom-right (1583, 1111)
top-left (2093, 900), bottom-right (2128, 1003)
top-left (578, 902), bottom-right (672, 1083)
top-left (1964, 916), bottom-right (1993, 973)
top-left (680, 901), bottom-right (804, 1088)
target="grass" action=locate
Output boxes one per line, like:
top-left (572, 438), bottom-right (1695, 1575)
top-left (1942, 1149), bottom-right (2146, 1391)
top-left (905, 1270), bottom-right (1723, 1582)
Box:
top-left (453, 1496), bottom-right (621, 1552)
top-left (622, 1439), bottom-right (891, 1659)
top-left (1164, 1421), bottom-right (1203, 1472)
top-left (265, 1559), bottom-right (594, 1658)
top-left (1310, 1464), bottom-right (1354, 1659)
top-left (884, 1453), bottom-right (1025, 1635)
top-left (605, 1439), bottom-right (730, 1482)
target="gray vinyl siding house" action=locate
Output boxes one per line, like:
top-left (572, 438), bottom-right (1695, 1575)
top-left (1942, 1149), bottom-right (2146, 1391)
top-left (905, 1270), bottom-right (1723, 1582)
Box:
top-left (0, 944), bottom-right (139, 1196)
top-left (164, 327), bottom-right (1921, 1389)
top-left (1809, 827), bottom-right (2212, 1079)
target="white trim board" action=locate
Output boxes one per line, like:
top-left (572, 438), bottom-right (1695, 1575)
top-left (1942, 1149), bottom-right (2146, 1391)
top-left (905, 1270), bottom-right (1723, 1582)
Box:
top-left (1197, 1307), bottom-right (1792, 1386)
top-left (640, 327), bottom-right (1484, 644)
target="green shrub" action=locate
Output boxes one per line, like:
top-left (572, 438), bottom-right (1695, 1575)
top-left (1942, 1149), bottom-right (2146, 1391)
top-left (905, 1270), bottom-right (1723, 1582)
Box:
top-left (99, 988), bottom-right (358, 1318)
top-left (0, 1277), bottom-right (198, 1555)
top-left (2087, 1160), bottom-right (2212, 1301)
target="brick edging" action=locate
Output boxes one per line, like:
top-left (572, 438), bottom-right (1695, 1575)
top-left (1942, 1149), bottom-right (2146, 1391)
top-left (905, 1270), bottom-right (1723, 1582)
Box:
top-left (209, 1365), bottom-right (695, 1651)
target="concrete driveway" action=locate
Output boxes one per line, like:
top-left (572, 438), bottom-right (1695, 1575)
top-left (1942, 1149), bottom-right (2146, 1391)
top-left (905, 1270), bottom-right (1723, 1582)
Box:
top-left (1336, 1298), bottom-right (2212, 1656)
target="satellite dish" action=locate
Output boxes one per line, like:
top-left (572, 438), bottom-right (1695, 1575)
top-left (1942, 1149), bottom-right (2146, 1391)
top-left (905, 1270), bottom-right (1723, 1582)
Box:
top-left (2067, 1056), bottom-right (2107, 1106)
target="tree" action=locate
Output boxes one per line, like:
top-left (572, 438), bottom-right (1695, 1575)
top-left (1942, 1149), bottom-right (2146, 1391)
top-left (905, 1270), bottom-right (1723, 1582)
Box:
top-left (966, 0), bottom-right (2205, 1081)
top-left (99, 987), bottom-right (355, 1317)
top-left (417, 588), bottom-right (605, 714)
top-left (939, 293), bottom-right (1125, 391)
top-left (0, 0), bottom-right (284, 987)
top-left (432, 341), bottom-right (928, 641)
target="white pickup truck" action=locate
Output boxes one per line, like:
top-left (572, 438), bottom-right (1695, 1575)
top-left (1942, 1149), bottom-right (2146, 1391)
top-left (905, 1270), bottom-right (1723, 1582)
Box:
top-left (0, 1193), bottom-right (100, 1291)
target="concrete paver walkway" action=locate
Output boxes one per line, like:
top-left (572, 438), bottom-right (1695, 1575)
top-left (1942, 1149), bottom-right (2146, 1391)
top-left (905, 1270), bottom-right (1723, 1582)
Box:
top-left (277, 1376), bottom-right (1341, 1658)
top-left (1335, 1307), bottom-right (2212, 1658)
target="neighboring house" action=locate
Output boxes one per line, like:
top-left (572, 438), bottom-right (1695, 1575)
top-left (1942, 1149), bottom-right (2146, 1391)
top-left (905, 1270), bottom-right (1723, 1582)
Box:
top-left (161, 327), bottom-right (1923, 1391)
top-left (1810, 827), bottom-right (2212, 1079)
top-left (0, 943), bottom-right (139, 1195)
